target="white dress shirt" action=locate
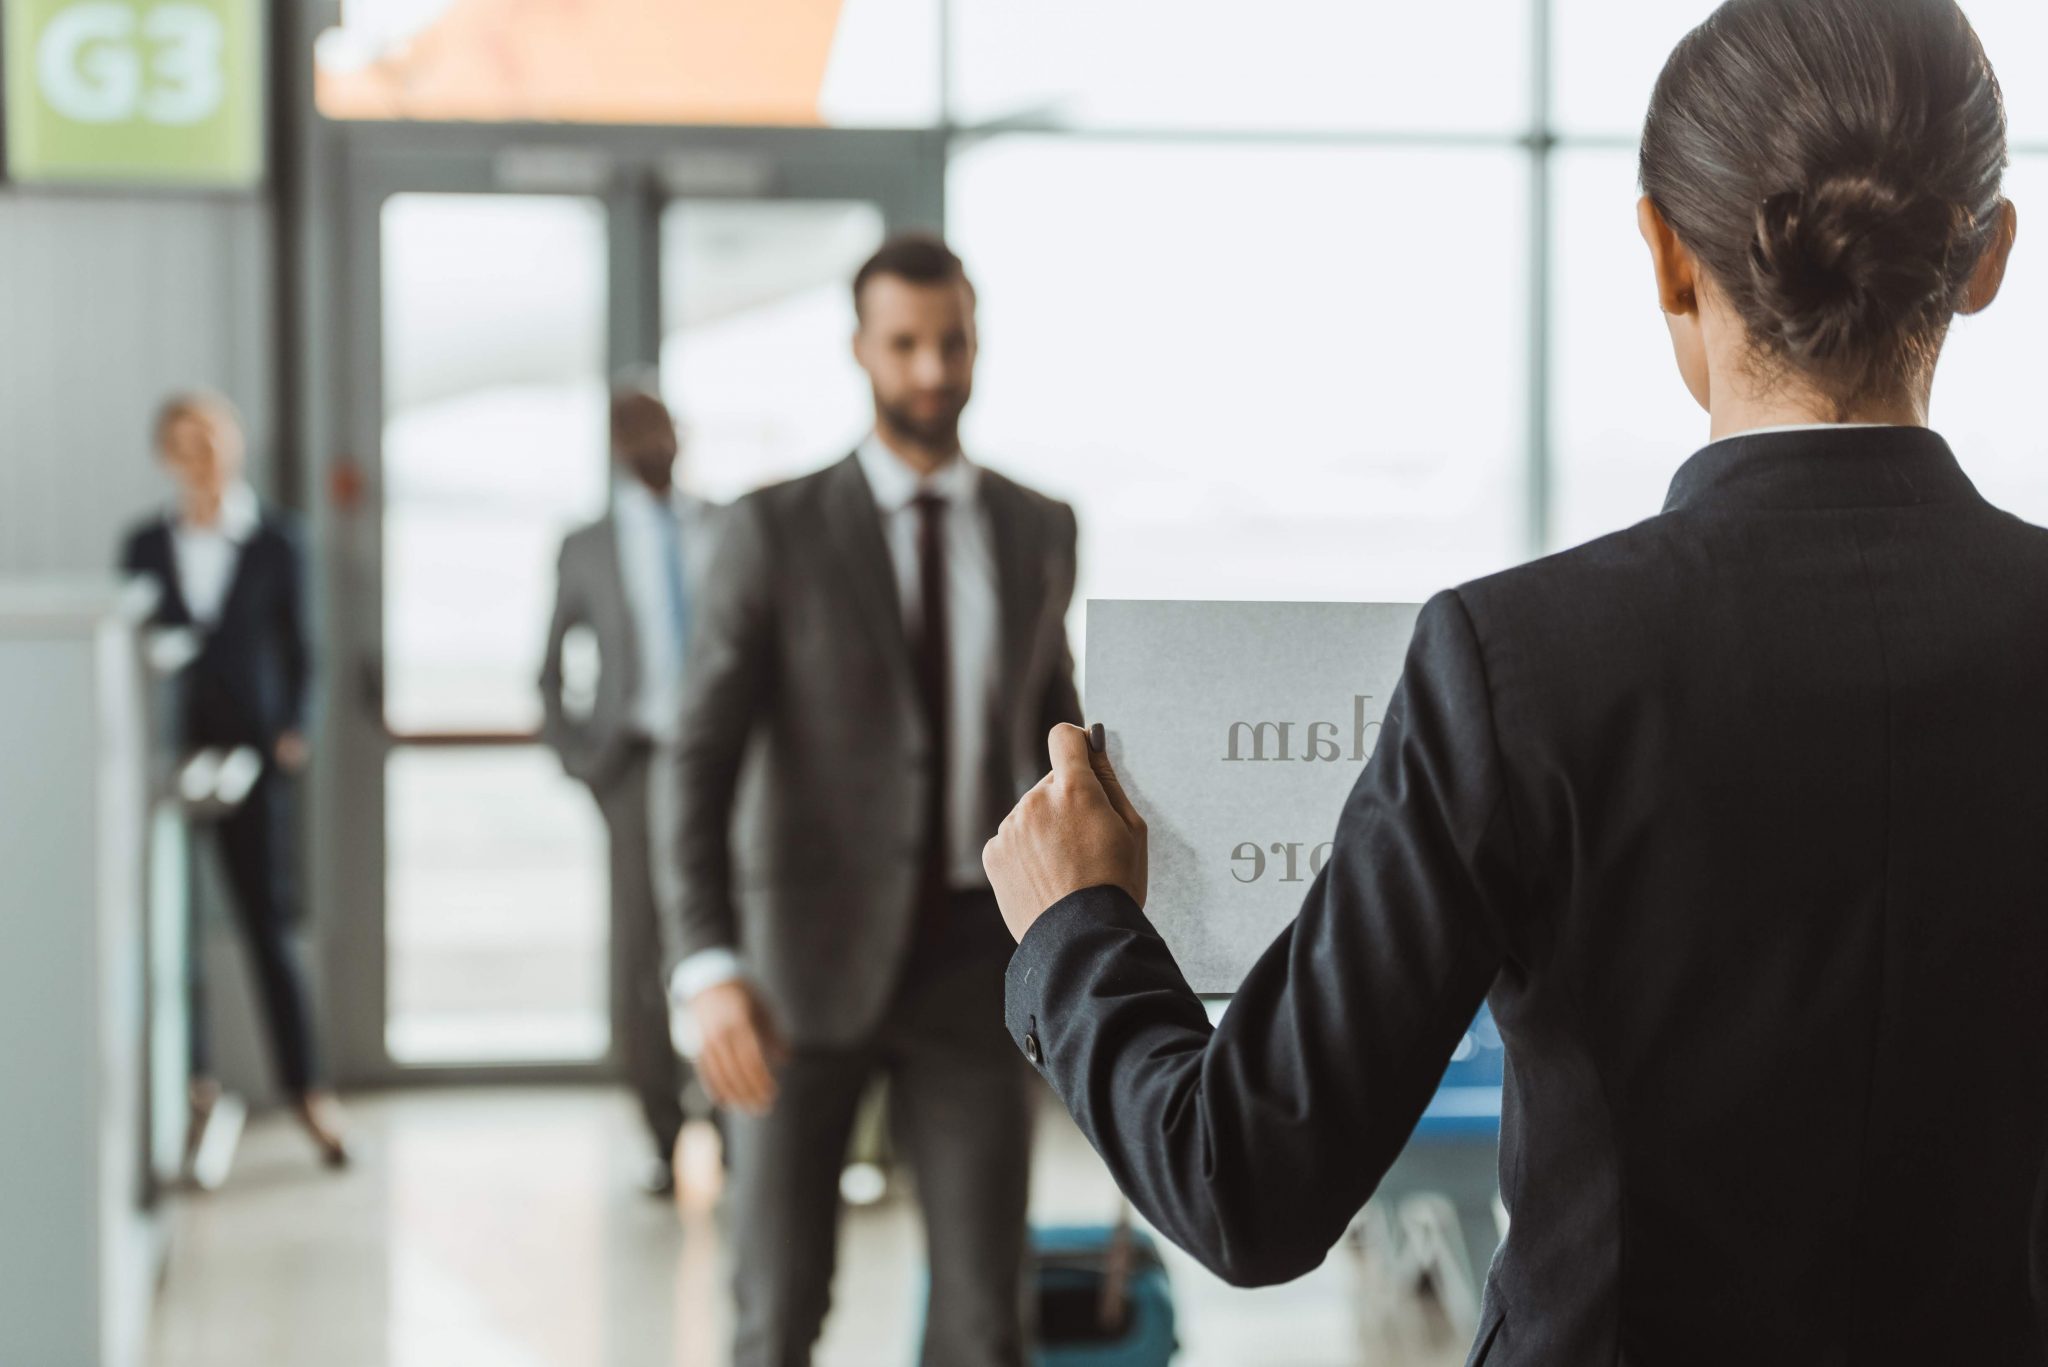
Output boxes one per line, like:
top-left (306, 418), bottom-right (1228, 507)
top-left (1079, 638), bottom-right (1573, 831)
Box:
top-left (853, 434), bottom-right (1004, 889)
top-left (611, 479), bottom-right (692, 743)
top-left (670, 436), bottom-right (1006, 1012)
top-left (170, 481), bottom-right (261, 627)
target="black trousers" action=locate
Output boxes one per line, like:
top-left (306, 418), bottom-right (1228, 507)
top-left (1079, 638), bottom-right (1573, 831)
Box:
top-left (191, 767), bottom-right (322, 1096)
top-left (595, 744), bottom-right (688, 1163)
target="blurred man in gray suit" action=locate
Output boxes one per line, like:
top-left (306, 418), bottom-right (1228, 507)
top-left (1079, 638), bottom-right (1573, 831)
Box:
top-left (658, 236), bottom-right (1082, 1366)
top-left (541, 387), bottom-right (716, 1195)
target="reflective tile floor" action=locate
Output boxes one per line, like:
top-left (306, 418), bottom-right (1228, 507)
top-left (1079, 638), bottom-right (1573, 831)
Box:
top-left (145, 1086), bottom-right (1386, 1367)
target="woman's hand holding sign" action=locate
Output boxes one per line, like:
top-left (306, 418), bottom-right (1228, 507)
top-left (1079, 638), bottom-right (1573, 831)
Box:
top-left (984, 723), bottom-right (1150, 942)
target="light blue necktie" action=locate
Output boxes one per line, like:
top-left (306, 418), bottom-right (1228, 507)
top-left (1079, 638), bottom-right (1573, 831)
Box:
top-left (654, 504), bottom-right (691, 673)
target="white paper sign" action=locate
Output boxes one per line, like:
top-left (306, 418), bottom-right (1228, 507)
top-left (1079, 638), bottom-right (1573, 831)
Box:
top-left (1086, 600), bottom-right (1423, 993)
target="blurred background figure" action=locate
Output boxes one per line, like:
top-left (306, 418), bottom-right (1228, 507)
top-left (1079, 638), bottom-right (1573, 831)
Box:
top-left (540, 385), bottom-right (714, 1196)
top-left (663, 235), bottom-right (1082, 1366)
top-left (119, 392), bottom-right (349, 1170)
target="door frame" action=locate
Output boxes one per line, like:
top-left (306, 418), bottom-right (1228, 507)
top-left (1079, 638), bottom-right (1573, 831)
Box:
top-left (314, 121), bottom-right (944, 1086)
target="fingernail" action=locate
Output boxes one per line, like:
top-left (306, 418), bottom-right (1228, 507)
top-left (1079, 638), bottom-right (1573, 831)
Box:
top-left (1089, 722), bottom-right (1105, 753)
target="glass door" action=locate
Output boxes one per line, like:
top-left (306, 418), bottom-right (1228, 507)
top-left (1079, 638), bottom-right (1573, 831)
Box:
top-left (324, 128), bottom-right (941, 1083)
top-left (378, 191), bottom-right (614, 1066)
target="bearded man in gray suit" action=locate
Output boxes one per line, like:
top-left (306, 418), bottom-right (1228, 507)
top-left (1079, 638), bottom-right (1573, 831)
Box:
top-left (657, 235), bottom-right (1082, 1366)
top-left (540, 387), bottom-right (716, 1195)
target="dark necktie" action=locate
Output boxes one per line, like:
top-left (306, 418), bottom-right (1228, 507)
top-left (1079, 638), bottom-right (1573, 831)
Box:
top-left (912, 492), bottom-right (950, 949)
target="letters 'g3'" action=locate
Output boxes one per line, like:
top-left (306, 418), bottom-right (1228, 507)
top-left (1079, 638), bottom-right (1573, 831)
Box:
top-left (37, 2), bottom-right (226, 127)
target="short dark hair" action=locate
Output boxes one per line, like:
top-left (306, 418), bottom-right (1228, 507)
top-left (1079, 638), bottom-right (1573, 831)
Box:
top-left (1640, 0), bottom-right (2008, 414)
top-left (852, 233), bottom-right (976, 321)
top-left (609, 386), bottom-right (675, 453)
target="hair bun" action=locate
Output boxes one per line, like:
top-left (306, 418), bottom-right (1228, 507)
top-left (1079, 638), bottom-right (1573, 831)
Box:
top-left (1746, 174), bottom-right (1962, 364)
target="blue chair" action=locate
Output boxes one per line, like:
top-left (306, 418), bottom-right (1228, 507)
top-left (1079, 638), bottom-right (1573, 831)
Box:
top-left (1413, 1004), bottom-right (1506, 1141)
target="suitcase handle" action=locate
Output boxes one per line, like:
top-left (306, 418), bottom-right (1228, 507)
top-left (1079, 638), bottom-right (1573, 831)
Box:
top-left (1098, 1200), bottom-right (1135, 1333)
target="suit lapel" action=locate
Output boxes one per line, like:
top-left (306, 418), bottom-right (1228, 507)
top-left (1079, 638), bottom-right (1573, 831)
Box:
top-left (212, 523), bottom-right (263, 629)
top-left (145, 521), bottom-right (197, 626)
top-left (979, 470), bottom-right (1044, 734)
top-left (821, 453), bottom-right (918, 696)
top-left (675, 494), bottom-right (715, 589)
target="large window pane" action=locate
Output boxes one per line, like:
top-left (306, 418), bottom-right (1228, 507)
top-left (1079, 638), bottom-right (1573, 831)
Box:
top-left (659, 200), bottom-right (887, 502)
top-left (949, 1), bottom-right (1530, 134)
top-left (950, 139), bottom-right (1530, 637)
top-left (317, 0), bottom-right (939, 127)
top-left (386, 748), bottom-right (608, 1065)
top-left (381, 192), bottom-right (608, 734)
top-left (1549, 149), bottom-right (1702, 551)
top-left (1555, 0), bottom-right (2048, 142)
top-left (1550, 0), bottom-right (1705, 140)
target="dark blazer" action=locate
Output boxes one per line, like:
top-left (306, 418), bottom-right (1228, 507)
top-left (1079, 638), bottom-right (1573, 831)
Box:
top-left (538, 493), bottom-right (719, 792)
top-left (120, 509), bottom-right (313, 751)
top-left (1006, 426), bottom-right (2048, 1366)
top-left (659, 451), bottom-right (1083, 1046)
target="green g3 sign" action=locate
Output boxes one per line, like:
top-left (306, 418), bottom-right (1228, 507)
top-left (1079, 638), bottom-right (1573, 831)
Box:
top-left (4, 0), bottom-right (262, 186)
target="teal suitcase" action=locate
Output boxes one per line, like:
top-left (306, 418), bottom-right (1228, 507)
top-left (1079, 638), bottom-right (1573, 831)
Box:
top-left (1030, 1221), bottom-right (1179, 1366)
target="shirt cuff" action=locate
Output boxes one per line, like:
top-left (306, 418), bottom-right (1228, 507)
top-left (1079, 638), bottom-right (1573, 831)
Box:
top-left (670, 948), bottom-right (744, 1008)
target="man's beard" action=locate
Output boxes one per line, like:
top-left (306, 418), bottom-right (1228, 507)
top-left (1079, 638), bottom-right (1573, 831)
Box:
top-left (876, 391), bottom-right (966, 451)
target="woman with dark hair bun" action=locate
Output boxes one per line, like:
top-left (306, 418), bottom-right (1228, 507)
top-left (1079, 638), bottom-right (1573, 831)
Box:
top-left (1637, 0), bottom-right (2015, 423)
top-left (980, 2), bottom-right (2048, 1363)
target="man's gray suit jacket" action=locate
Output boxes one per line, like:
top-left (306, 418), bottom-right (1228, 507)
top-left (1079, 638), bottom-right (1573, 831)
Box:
top-left (655, 451), bottom-right (1084, 1047)
top-left (539, 491), bottom-right (719, 792)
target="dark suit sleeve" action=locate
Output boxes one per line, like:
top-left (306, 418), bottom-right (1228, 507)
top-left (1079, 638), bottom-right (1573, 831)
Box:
top-left (1038, 501), bottom-right (1084, 737)
top-left (656, 495), bottom-right (777, 969)
top-left (538, 537), bottom-right (593, 780)
top-left (118, 524), bottom-right (164, 618)
top-left (273, 521), bottom-right (314, 735)
top-left (1003, 589), bottom-right (1522, 1287)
